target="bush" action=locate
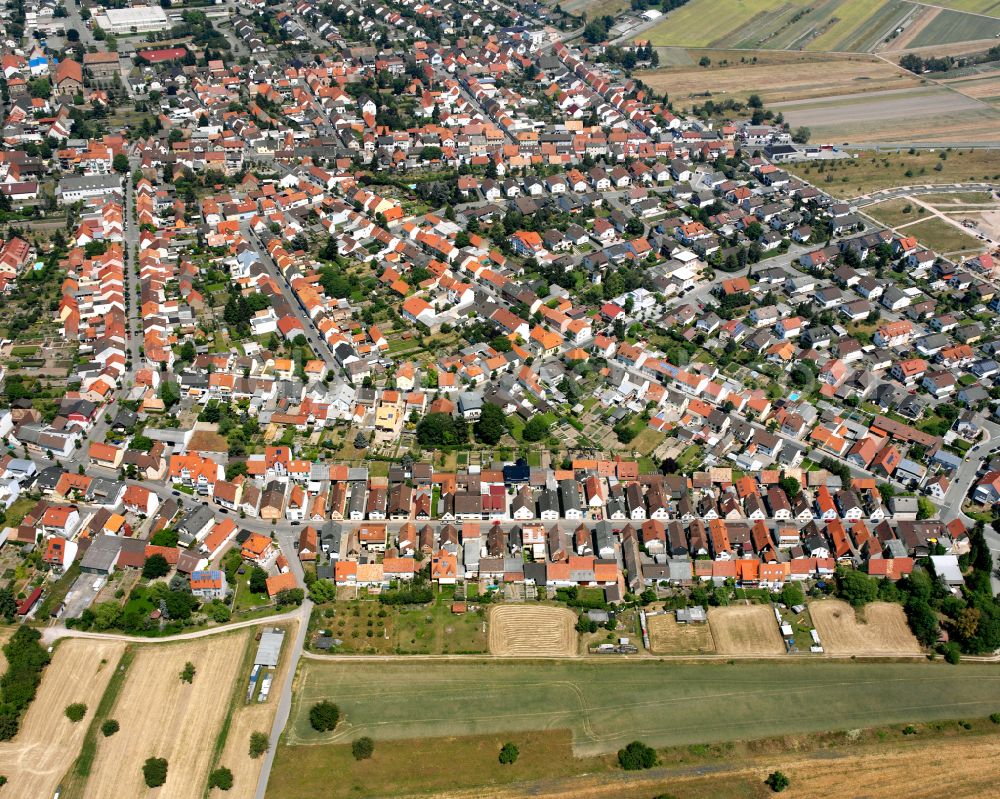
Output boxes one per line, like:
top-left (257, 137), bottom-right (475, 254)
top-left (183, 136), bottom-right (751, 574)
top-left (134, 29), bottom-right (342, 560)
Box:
top-left (101, 719), bottom-right (120, 737)
top-left (142, 757), bottom-right (168, 788)
top-left (65, 703), bottom-right (87, 723)
top-left (765, 771), bottom-right (790, 792)
top-left (249, 731), bottom-right (269, 758)
top-left (309, 700), bottom-right (340, 731)
top-left (180, 661), bottom-right (196, 683)
top-left (352, 736), bottom-right (375, 760)
top-left (498, 741), bottom-right (519, 765)
top-left (942, 643), bottom-right (961, 664)
top-left (0, 626), bottom-right (51, 740)
top-left (208, 767), bottom-right (233, 790)
top-left (618, 740), bottom-right (657, 770)
top-left (990, 712), bottom-right (1000, 724)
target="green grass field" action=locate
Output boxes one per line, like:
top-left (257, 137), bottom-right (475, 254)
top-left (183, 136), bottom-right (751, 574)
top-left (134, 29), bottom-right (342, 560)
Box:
top-left (933, 0), bottom-right (1000, 16)
top-left (786, 149), bottom-right (1000, 199)
top-left (909, 8), bottom-right (1000, 48)
top-left (285, 660), bottom-right (1000, 756)
top-left (900, 217), bottom-right (984, 254)
top-left (643, 0), bottom-right (1000, 51)
top-left (644, 0), bottom-right (918, 52)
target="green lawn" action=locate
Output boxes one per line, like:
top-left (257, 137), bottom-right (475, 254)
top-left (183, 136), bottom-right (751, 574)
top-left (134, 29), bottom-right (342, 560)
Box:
top-left (284, 660), bottom-right (1000, 755)
top-left (232, 569), bottom-right (271, 612)
top-left (312, 592), bottom-right (486, 655)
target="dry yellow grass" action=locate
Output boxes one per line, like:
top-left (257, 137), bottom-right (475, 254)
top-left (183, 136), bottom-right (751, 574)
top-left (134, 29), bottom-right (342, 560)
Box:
top-left (708, 604), bottom-right (784, 655)
top-left (640, 57), bottom-right (917, 106)
top-left (0, 639), bottom-right (126, 798)
top-left (400, 728), bottom-right (1000, 799)
top-left (646, 613), bottom-right (716, 655)
top-left (810, 599), bottom-right (922, 655)
top-left (211, 623), bottom-right (298, 799)
top-left (83, 632), bottom-right (249, 799)
top-left (487, 605), bottom-right (577, 657)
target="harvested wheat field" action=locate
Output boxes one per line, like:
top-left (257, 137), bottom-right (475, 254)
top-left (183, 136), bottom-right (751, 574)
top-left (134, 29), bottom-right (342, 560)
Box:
top-left (811, 599), bottom-right (922, 655)
top-left (0, 638), bottom-right (125, 799)
top-left (211, 623), bottom-right (297, 799)
top-left (709, 604), bottom-right (784, 655)
top-left (487, 605), bottom-right (577, 657)
top-left (646, 613), bottom-right (716, 655)
top-left (83, 631), bottom-right (249, 799)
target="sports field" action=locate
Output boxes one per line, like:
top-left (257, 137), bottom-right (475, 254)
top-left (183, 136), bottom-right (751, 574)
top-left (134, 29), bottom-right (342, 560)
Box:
top-left (284, 659), bottom-right (1000, 756)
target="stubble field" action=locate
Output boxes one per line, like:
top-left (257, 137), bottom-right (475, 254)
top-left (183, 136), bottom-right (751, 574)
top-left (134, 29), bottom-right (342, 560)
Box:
top-left (0, 639), bottom-right (126, 799)
top-left (708, 604), bottom-right (785, 654)
top-left (810, 599), bottom-right (922, 654)
top-left (212, 623), bottom-right (297, 798)
top-left (487, 605), bottom-right (578, 657)
top-left (646, 612), bottom-right (717, 655)
top-left (82, 632), bottom-right (249, 799)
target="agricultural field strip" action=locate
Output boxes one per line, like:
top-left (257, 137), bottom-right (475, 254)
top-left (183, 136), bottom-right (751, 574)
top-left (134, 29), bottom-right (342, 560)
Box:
top-left (288, 661), bottom-right (1000, 754)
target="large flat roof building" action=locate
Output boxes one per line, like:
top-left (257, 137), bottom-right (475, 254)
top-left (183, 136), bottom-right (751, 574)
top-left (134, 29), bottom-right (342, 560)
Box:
top-left (95, 6), bottom-right (170, 35)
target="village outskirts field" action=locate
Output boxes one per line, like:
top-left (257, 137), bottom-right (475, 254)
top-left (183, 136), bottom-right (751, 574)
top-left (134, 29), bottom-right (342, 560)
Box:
top-left (0, 621), bottom-right (297, 799)
top-left (265, 598), bottom-right (1000, 799)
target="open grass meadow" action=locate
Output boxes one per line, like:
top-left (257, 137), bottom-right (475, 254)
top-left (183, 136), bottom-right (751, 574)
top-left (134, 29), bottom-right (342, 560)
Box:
top-left (786, 148), bottom-right (1000, 198)
top-left (283, 659), bottom-right (1000, 757)
top-left (269, 718), bottom-right (1000, 799)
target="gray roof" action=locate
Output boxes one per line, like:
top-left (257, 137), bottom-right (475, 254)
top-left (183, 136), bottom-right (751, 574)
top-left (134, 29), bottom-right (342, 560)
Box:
top-left (254, 628), bottom-right (285, 667)
top-left (80, 534), bottom-right (122, 573)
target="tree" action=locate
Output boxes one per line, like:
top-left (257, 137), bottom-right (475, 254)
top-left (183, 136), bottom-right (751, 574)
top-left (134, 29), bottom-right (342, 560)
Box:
top-left (143, 757), bottom-right (168, 788)
top-left (112, 153), bottom-right (129, 173)
top-left (698, 56), bottom-right (711, 67)
top-left (498, 742), bottom-right (519, 765)
top-left (780, 583), bottom-right (805, 608)
top-left (310, 701), bottom-right (340, 732)
top-left (142, 553), bottom-right (170, 580)
top-left (65, 703), bottom-right (87, 723)
top-left (416, 413), bottom-right (467, 447)
top-left (352, 736), bottom-right (375, 760)
top-left (837, 569), bottom-right (877, 607)
top-left (179, 661), bottom-right (196, 683)
top-left (765, 771), bottom-right (790, 792)
top-left (474, 403), bottom-right (507, 445)
top-left (101, 719), bottom-right (120, 737)
top-left (149, 528), bottom-right (178, 547)
top-left (792, 127), bottom-right (811, 144)
top-left (778, 476), bottom-right (800, 500)
top-left (276, 588), bottom-right (305, 607)
top-left (249, 732), bottom-right (269, 758)
top-left (353, 431), bottom-right (369, 449)
top-left (248, 566), bottom-right (268, 595)
top-left (618, 740), bottom-right (657, 770)
top-left (0, 587), bottom-right (16, 623)
top-left (521, 415), bottom-right (551, 442)
top-left (208, 767), bottom-right (234, 790)
top-left (66, 28), bottom-right (80, 42)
